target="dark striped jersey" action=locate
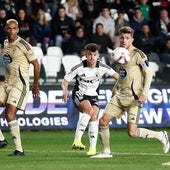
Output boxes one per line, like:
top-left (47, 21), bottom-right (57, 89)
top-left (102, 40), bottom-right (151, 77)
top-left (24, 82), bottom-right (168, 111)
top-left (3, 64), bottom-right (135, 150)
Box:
top-left (64, 59), bottom-right (116, 96)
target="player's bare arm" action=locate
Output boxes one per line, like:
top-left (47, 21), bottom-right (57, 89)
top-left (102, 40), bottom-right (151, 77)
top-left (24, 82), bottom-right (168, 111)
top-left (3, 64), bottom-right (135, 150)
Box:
top-left (61, 79), bottom-right (70, 102)
top-left (30, 59), bottom-right (40, 98)
top-left (112, 72), bottom-right (119, 80)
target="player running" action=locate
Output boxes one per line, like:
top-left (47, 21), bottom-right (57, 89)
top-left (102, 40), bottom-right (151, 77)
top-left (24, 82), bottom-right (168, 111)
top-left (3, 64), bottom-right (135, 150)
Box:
top-left (61, 43), bottom-right (119, 155)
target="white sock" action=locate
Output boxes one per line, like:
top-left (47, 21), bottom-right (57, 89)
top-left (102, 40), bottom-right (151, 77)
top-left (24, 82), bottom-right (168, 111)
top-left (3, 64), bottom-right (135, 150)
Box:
top-left (74, 113), bottom-right (91, 141)
top-left (8, 120), bottom-right (23, 152)
top-left (88, 121), bottom-right (98, 148)
top-left (99, 126), bottom-right (111, 153)
top-left (0, 129), bottom-right (5, 141)
top-left (136, 128), bottom-right (162, 141)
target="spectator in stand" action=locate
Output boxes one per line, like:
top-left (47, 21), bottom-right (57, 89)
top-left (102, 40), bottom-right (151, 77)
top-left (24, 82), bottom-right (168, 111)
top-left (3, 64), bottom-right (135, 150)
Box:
top-left (130, 7), bottom-right (148, 38)
top-left (150, 0), bottom-right (170, 21)
top-left (33, 9), bottom-right (51, 54)
top-left (67, 25), bottom-right (88, 57)
top-left (136, 0), bottom-right (151, 22)
top-left (159, 38), bottom-right (170, 64)
top-left (0, 8), bottom-right (8, 46)
top-left (79, 0), bottom-right (102, 36)
top-left (160, 38), bottom-right (170, 54)
top-left (92, 5), bottom-right (115, 42)
top-left (114, 9), bottom-right (130, 36)
top-left (134, 23), bottom-right (158, 60)
top-left (103, 0), bottom-right (124, 11)
top-left (17, 0), bottom-right (33, 19)
top-left (16, 8), bottom-right (34, 44)
top-left (102, 0), bottom-right (138, 18)
top-left (90, 23), bottom-right (114, 66)
top-left (31, 0), bottom-right (46, 20)
top-left (45, 0), bottom-right (60, 18)
top-left (158, 37), bottom-right (170, 83)
top-left (62, 0), bottom-right (83, 25)
top-left (114, 9), bottom-right (130, 48)
top-left (134, 23), bottom-right (165, 73)
top-left (0, 0), bottom-right (17, 18)
top-left (51, 5), bottom-right (75, 53)
top-left (152, 8), bottom-right (170, 49)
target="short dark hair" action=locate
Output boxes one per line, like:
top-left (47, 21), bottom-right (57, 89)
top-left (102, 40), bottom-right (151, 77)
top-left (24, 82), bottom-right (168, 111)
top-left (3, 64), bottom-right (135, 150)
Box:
top-left (57, 5), bottom-right (66, 11)
top-left (118, 26), bottom-right (134, 37)
top-left (75, 25), bottom-right (84, 32)
top-left (102, 4), bottom-right (110, 10)
top-left (134, 7), bottom-right (142, 11)
top-left (96, 23), bottom-right (103, 28)
top-left (117, 9), bottom-right (125, 14)
top-left (84, 43), bottom-right (99, 52)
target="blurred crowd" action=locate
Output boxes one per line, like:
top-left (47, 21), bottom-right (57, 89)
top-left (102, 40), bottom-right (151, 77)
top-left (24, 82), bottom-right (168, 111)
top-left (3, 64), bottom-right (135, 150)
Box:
top-left (0, 0), bottom-right (170, 82)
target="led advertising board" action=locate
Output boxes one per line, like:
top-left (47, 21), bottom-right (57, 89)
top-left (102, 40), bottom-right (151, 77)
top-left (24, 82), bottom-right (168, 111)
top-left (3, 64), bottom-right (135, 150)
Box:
top-left (0, 85), bottom-right (170, 130)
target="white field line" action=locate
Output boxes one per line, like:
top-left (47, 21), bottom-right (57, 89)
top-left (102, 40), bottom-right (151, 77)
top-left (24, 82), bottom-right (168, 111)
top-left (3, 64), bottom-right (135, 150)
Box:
top-left (2, 149), bottom-right (170, 157)
top-left (162, 162), bottom-right (170, 166)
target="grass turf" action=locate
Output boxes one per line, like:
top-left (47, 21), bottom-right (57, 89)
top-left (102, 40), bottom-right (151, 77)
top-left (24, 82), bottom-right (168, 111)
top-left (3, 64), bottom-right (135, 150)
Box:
top-left (0, 129), bottom-right (170, 170)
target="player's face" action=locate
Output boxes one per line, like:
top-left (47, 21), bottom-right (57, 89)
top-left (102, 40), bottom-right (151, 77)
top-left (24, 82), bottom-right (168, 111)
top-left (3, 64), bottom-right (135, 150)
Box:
top-left (119, 33), bottom-right (134, 50)
top-left (86, 50), bottom-right (99, 67)
top-left (5, 21), bottom-right (19, 42)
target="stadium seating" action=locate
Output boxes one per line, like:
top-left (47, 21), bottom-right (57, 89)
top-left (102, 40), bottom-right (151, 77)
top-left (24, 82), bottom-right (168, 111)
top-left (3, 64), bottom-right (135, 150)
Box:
top-left (42, 55), bottom-right (62, 83)
top-left (46, 46), bottom-right (63, 59)
top-left (149, 61), bottom-right (159, 82)
top-left (62, 55), bottom-right (81, 74)
top-left (29, 46), bottom-right (44, 81)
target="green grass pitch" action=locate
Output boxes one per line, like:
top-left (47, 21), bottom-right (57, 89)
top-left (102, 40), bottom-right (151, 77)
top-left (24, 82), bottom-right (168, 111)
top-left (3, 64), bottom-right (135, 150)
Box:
top-left (0, 129), bottom-right (170, 170)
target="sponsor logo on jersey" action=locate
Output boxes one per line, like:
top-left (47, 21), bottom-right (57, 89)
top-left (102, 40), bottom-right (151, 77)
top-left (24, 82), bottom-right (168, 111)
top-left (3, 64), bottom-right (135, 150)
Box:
top-left (119, 67), bottom-right (127, 79)
top-left (3, 54), bottom-right (12, 65)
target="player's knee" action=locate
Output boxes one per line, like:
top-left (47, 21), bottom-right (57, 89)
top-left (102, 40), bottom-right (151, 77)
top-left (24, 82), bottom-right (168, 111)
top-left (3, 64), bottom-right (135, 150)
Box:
top-left (90, 115), bottom-right (97, 121)
top-left (5, 113), bottom-right (15, 122)
top-left (99, 117), bottom-right (108, 127)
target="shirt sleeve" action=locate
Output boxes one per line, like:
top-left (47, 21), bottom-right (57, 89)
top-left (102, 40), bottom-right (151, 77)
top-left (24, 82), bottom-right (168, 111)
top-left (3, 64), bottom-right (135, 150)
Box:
top-left (137, 51), bottom-right (153, 96)
top-left (64, 69), bottom-right (77, 82)
top-left (100, 62), bottom-right (116, 76)
top-left (19, 39), bottom-right (37, 62)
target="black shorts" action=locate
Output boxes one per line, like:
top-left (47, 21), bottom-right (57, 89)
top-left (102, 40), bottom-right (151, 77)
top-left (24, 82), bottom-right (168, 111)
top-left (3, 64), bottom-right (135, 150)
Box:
top-left (72, 90), bottom-right (99, 108)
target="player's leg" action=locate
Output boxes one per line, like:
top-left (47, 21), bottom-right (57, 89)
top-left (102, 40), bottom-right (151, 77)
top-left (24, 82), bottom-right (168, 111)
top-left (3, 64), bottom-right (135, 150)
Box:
top-left (5, 85), bottom-right (28, 156)
top-left (5, 104), bottom-right (24, 156)
top-left (91, 113), bottom-right (113, 158)
top-left (87, 105), bottom-right (99, 155)
top-left (127, 105), bottom-right (169, 154)
top-left (99, 113), bottom-right (113, 153)
top-left (91, 97), bottom-right (123, 158)
top-left (0, 129), bottom-right (8, 149)
top-left (72, 100), bottom-right (92, 150)
top-left (0, 91), bottom-right (8, 148)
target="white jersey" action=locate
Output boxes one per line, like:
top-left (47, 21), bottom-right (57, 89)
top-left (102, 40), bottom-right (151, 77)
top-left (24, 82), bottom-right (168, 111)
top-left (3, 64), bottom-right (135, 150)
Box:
top-left (64, 59), bottom-right (116, 96)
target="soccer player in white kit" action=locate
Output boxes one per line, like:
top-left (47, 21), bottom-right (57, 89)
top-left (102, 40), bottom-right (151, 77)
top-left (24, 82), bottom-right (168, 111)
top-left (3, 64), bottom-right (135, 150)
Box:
top-left (61, 43), bottom-right (119, 155)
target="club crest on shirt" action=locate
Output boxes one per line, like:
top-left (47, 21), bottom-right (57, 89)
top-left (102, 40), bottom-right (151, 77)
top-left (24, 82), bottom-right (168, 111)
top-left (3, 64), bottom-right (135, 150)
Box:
top-left (95, 72), bottom-right (100, 77)
top-left (119, 67), bottom-right (127, 79)
top-left (3, 53), bottom-right (12, 65)
top-left (81, 73), bottom-right (86, 77)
